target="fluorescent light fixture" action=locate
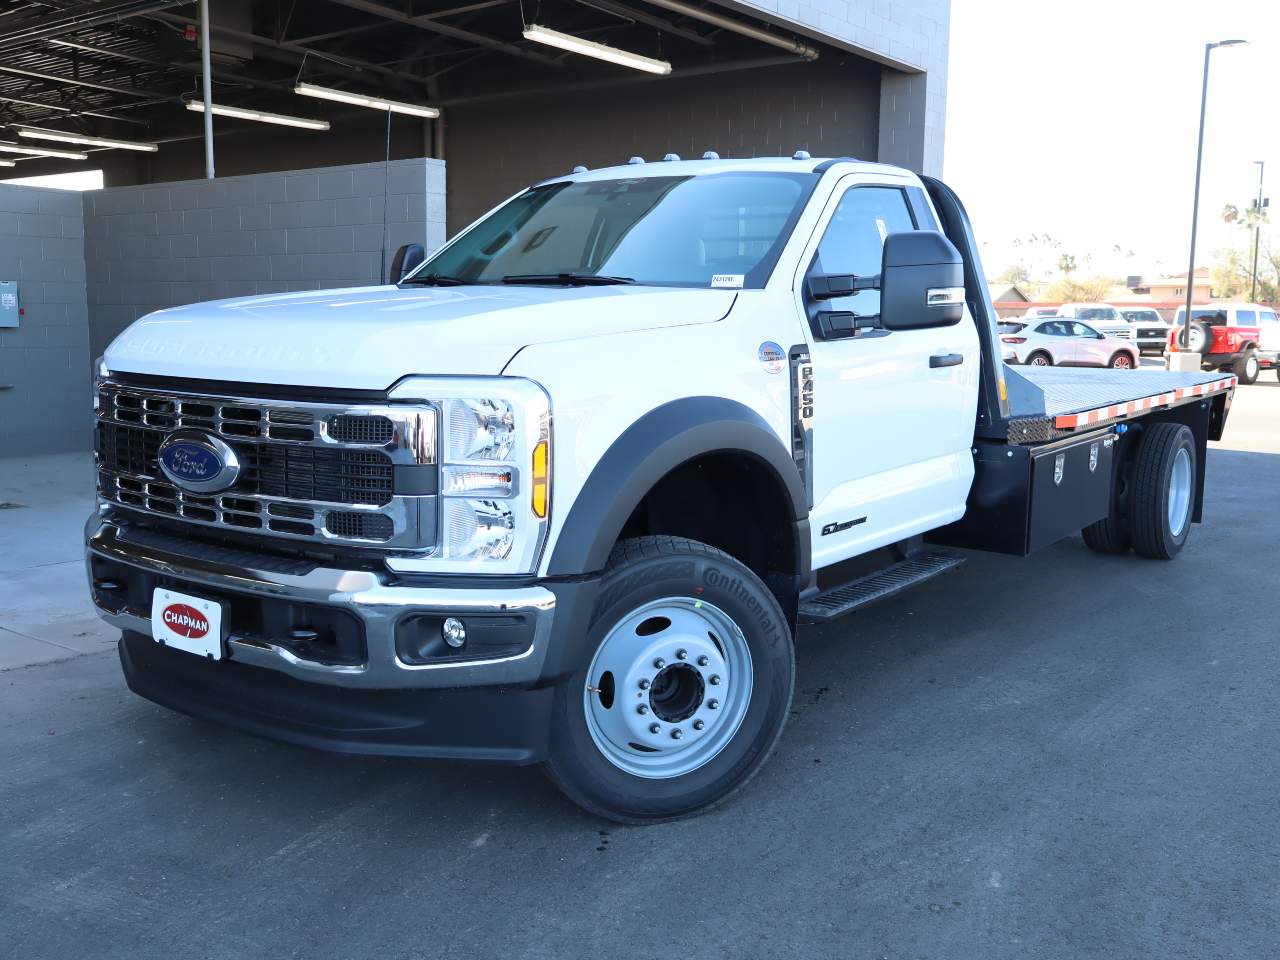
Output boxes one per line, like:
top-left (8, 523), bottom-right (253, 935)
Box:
top-left (294, 82), bottom-right (440, 119)
top-left (522, 24), bottom-right (672, 75)
top-left (16, 126), bottom-right (158, 153)
top-left (185, 101), bottom-right (330, 131)
top-left (0, 141), bottom-right (88, 160)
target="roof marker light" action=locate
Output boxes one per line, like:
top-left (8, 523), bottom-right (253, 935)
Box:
top-left (628, 156), bottom-right (645, 165)
top-left (522, 24), bottom-right (672, 75)
top-left (702, 151), bottom-right (720, 160)
top-left (662, 153), bottom-right (680, 161)
top-left (793, 150), bottom-right (811, 160)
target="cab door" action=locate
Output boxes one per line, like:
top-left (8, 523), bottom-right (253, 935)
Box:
top-left (795, 176), bottom-right (981, 569)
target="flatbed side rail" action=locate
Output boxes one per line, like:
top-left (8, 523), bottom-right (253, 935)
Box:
top-left (1050, 375), bottom-right (1235, 430)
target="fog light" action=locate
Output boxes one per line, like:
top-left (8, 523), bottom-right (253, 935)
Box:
top-left (441, 617), bottom-right (467, 648)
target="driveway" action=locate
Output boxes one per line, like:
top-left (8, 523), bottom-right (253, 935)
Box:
top-left (2, 376), bottom-right (1278, 959)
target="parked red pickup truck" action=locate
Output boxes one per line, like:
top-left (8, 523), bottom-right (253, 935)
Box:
top-left (1168, 302), bottom-right (1271, 384)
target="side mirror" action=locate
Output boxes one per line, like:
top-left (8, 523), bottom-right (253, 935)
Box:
top-left (390, 243), bottom-right (426, 283)
top-left (879, 231), bottom-right (965, 330)
top-left (1096, 332), bottom-right (1106, 340)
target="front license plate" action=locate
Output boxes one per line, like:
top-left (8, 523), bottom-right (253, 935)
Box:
top-left (151, 588), bottom-right (224, 660)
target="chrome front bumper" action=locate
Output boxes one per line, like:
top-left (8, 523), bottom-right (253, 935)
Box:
top-left (86, 516), bottom-right (557, 690)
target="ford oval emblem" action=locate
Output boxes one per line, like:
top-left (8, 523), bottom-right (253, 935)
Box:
top-left (157, 431), bottom-right (241, 493)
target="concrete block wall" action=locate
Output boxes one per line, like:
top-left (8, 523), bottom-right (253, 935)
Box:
top-left (726, 0), bottom-right (950, 176)
top-left (84, 157), bottom-right (446, 360)
top-left (0, 185), bottom-right (91, 456)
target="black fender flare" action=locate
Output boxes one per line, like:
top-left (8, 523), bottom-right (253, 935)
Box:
top-left (545, 396), bottom-right (809, 578)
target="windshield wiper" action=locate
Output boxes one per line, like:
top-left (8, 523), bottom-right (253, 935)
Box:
top-left (501, 272), bottom-right (635, 286)
top-left (401, 273), bottom-right (476, 286)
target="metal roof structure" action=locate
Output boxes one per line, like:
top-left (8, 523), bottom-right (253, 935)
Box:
top-left (0, 0), bottom-right (829, 172)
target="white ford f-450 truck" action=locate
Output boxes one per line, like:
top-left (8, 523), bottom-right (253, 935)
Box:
top-left (87, 156), bottom-right (1236, 822)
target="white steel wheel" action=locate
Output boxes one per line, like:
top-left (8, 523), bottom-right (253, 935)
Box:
top-left (583, 597), bottom-right (753, 779)
top-left (1167, 446), bottom-right (1192, 538)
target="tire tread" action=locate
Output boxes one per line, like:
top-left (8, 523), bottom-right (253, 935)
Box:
top-left (1129, 422), bottom-right (1193, 560)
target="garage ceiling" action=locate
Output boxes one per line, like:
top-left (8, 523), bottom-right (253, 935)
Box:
top-left (0, 0), bottom-right (824, 168)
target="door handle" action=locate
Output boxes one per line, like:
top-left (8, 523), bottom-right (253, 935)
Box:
top-left (929, 352), bottom-right (964, 368)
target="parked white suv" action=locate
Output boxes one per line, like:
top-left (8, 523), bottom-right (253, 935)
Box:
top-left (1119, 307), bottom-right (1171, 355)
top-left (1055, 303), bottom-right (1130, 338)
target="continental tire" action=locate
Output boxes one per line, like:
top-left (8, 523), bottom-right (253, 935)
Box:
top-left (1129, 423), bottom-right (1197, 560)
top-left (544, 536), bottom-right (794, 823)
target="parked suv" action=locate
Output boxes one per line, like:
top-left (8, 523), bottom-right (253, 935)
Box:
top-left (1168, 302), bottom-right (1266, 384)
top-left (1055, 303), bottom-right (1130, 338)
top-left (1120, 307), bottom-right (1171, 356)
top-left (1254, 306), bottom-right (1280, 381)
top-left (1001, 318), bottom-right (1139, 368)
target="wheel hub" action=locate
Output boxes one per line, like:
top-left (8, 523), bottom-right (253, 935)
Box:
top-left (583, 597), bottom-right (753, 779)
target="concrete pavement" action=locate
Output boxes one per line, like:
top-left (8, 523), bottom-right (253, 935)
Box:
top-left (2, 374), bottom-right (1278, 959)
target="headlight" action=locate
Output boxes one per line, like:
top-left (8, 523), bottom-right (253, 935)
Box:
top-left (92, 356), bottom-right (109, 411)
top-left (386, 377), bottom-right (551, 575)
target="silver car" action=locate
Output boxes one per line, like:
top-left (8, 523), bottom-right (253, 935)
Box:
top-left (1001, 319), bottom-right (1141, 369)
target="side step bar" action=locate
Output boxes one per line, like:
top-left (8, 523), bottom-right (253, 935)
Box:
top-left (798, 550), bottom-right (965, 623)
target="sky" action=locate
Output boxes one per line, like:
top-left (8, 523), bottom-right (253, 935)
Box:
top-left (944, 0), bottom-right (1280, 283)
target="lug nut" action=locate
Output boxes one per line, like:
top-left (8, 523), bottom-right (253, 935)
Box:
top-left (638, 678), bottom-right (650, 690)
top-left (636, 704), bottom-right (648, 715)
top-left (709, 675), bottom-right (721, 685)
top-left (697, 655), bottom-right (709, 666)
top-left (653, 657), bottom-right (665, 669)
top-left (708, 699), bottom-right (720, 710)
top-left (693, 719), bottom-right (705, 731)
top-left (649, 723), bottom-right (661, 734)
top-left (676, 649), bottom-right (688, 660)
top-left (671, 729), bottom-right (683, 740)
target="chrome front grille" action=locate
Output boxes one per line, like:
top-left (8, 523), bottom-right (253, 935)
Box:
top-left (95, 381), bottom-right (437, 549)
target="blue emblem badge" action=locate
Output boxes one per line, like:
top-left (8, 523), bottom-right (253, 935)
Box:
top-left (157, 432), bottom-right (240, 493)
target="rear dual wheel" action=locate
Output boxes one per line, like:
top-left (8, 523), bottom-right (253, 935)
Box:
top-left (1082, 422), bottom-right (1197, 559)
top-left (545, 536), bottom-right (794, 823)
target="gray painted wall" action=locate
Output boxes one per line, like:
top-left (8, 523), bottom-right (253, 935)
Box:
top-left (726, 0), bottom-right (950, 176)
top-left (0, 185), bottom-right (90, 457)
top-left (84, 157), bottom-right (446, 361)
top-left (447, 56), bottom-right (880, 231)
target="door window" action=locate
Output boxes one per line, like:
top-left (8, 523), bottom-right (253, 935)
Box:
top-left (1236, 309), bottom-right (1256, 325)
top-left (811, 186), bottom-right (916, 317)
top-left (1035, 321), bottom-right (1071, 336)
top-left (1070, 322), bottom-right (1100, 338)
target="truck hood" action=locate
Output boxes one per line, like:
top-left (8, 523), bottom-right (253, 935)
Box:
top-left (104, 284), bottom-right (737, 389)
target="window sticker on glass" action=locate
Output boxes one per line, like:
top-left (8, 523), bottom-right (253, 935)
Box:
top-left (875, 218), bottom-right (888, 243)
top-left (711, 274), bottom-right (745, 288)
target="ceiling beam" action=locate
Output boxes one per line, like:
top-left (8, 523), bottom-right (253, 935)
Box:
top-left (148, 10), bottom-right (470, 89)
top-left (0, 0), bottom-right (191, 51)
top-left (574, 0), bottom-right (715, 47)
top-left (323, 0), bottom-right (561, 68)
top-left (0, 62), bottom-right (174, 99)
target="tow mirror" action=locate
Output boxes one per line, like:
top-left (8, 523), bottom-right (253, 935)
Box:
top-left (390, 243), bottom-right (426, 282)
top-left (808, 273), bottom-right (879, 300)
top-left (879, 231), bottom-right (965, 330)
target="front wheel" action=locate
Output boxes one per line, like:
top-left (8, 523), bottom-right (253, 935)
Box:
top-left (545, 536), bottom-right (794, 823)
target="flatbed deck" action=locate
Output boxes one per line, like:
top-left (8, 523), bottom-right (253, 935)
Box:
top-left (1005, 366), bottom-right (1236, 444)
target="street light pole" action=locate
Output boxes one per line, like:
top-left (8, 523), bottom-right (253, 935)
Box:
top-left (1177, 39), bottom-right (1247, 366)
top-left (1249, 160), bottom-right (1264, 302)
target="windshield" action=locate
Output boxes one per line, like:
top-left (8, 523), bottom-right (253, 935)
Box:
top-left (410, 172), bottom-right (816, 288)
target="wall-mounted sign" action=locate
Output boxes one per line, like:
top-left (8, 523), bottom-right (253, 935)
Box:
top-left (0, 281), bottom-right (18, 328)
